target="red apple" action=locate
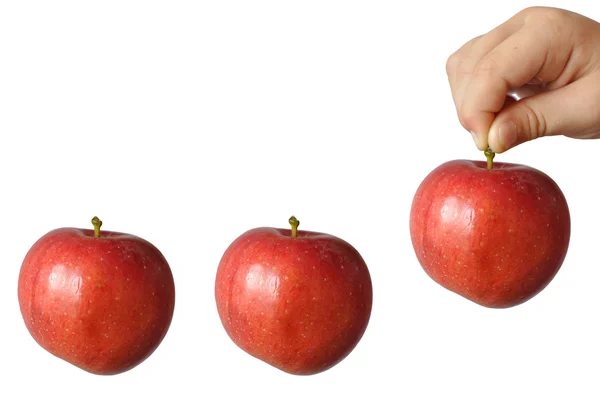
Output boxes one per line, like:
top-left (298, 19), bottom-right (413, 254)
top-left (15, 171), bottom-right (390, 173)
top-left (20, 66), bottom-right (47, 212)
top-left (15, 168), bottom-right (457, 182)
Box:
top-left (215, 216), bottom-right (372, 375)
top-left (410, 152), bottom-right (570, 308)
top-left (18, 217), bottom-right (175, 375)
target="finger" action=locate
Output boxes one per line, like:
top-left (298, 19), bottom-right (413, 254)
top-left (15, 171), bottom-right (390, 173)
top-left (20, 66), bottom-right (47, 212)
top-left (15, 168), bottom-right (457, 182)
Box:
top-left (459, 21), bottom-right (575, 149)
top-left (448, 16), bottom-right (524, 107)
top-left (447, 36), bottom-right (481, 92)
top-left (468, 95), bottom-right (517, 151)
top-left (488, 72), bottom-right (600, 152)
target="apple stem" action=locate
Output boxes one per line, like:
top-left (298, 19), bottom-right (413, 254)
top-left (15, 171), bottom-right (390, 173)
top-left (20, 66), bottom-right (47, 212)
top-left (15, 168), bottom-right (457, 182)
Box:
top-left (484, 148), bottom-right (495, 170)
top-left (91, 216), bottom-right (103, 238)
top-left (289, 216), bottom-right (300, 238)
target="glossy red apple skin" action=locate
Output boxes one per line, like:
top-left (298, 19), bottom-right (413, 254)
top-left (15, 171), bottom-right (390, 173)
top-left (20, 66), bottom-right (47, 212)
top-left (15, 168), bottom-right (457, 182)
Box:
top-left (18, 226), bottom-right (175, 375)
top-left (215, 226), bottom-right (373, 375)
top-left (410, 160), bottom-right (570, 308)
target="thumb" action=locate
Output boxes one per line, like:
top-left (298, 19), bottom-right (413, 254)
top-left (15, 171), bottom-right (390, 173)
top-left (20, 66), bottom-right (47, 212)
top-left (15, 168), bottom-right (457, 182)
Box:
top-left (488, 75), bottom-right (600, 153)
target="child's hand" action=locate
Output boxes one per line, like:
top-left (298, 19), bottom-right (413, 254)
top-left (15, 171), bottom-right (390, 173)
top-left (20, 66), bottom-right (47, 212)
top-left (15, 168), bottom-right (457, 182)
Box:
top-left (446, 7), bottom-right (600, 153)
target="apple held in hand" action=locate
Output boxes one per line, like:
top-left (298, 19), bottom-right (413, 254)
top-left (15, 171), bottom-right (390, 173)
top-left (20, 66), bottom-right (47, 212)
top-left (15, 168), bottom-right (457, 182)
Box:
top-left (215, 216), bottom-right (373, 375)
top-left (18, 217), bottom-right (175, 375)
top-left (410, 151), bottom-right (570, 308)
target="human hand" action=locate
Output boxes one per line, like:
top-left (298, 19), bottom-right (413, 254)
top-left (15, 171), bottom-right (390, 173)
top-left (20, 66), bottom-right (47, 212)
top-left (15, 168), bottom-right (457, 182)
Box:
top-left (446, 6), bottom-right (600, 153)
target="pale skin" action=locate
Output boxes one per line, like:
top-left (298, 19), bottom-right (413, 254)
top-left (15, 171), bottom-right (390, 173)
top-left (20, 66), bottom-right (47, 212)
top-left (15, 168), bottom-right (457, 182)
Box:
top-left (446, 6), bottom-right (600, 153)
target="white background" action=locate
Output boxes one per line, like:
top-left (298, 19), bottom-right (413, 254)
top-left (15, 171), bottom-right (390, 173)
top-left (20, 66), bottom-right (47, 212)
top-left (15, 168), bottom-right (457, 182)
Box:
top-left (1, 1), bottom-right (599, 397)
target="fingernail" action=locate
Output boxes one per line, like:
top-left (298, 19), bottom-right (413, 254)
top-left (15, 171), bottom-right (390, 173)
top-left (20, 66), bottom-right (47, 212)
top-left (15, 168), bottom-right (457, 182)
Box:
top-left (498, 121), bottom-right (518, 149)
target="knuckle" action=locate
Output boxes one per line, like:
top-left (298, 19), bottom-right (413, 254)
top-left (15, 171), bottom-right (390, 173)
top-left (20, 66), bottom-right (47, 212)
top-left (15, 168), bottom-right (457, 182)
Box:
top-left (539, 7), bottom-right (569, 22)
top-left (446, 51), bottom-right (461, 76)
top-left (520, 6), bottom-right (545, 17)
top-left (523, 6), bottom-right (570, 31)
top-left (473, 56), bottom-right (499, 78)
top-left (520, 102), bottom-right (547, 139)
top-left (446, 36), bottom-right (482, 77)
top-left (520, 6), bottom-right (559, 19)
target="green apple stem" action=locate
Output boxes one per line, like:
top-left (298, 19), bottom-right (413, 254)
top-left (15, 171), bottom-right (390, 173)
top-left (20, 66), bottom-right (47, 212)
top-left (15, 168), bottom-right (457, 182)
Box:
top-left (289, 216), bottom-right (300, 238)
top-left (91, 216), bottom-right (103, 238)
top-left (484, 148), bottom-right (495, 170)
